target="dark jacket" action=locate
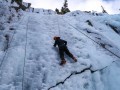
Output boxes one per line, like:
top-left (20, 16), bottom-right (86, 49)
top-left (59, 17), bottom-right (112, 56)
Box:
top-left (54, 39), bottom-right (67, 48)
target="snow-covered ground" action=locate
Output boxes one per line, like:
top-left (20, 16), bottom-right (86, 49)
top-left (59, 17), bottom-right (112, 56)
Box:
top-left (0, 1), bottom-right (120, 90)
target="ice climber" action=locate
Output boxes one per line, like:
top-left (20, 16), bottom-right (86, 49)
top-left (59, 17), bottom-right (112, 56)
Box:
top-left (53, 36), bottom-right (77, 65)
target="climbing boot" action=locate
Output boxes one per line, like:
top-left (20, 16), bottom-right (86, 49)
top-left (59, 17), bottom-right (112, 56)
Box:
top-left (60, 60), bottom-right (66, 66)
top-left (73, 57), bottom-right (77, 62)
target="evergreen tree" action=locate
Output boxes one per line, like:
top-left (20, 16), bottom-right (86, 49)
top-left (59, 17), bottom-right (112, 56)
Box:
top-left (61, 7), bottom-right (64, 14)
top-left (61, 0), bottom-right (70, 14)
top-left (101, 6), bottom-right (107, 13)
top-left (55, 8), bottom-right (60, 14)
top-left (11, 0), bottom-right (23, 4)
top-left (64, 0), bottom-right (68, 8)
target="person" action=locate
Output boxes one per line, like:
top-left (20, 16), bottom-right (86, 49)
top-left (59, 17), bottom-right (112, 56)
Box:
top-left (53, 36), bottom-right (77, 65)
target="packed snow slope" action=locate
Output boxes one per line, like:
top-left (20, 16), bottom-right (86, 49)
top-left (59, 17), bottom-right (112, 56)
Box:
top-left (0, 9), bottom-right (120, 90)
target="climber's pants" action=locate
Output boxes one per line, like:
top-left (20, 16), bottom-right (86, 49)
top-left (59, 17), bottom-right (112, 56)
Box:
top-left (59, 46), bottom-right (73, 60)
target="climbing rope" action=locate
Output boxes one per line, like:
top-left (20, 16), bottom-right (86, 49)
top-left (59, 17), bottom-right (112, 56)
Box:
top-left (22, 16), bottom-right (30, 90)
top-left (62, 17), bottom-right (120, 59)
top-left (0, 15), bottom-right (25, 69)
top-left (56, 15), bottom-right (61, 37)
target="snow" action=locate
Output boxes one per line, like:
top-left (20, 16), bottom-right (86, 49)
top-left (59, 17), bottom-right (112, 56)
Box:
top-left (0, 1), bottom-right (120, 90)
top-left (101, 61), bottom-right (120, 90)
top-left (29, 8), bottom-right (56, 15)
